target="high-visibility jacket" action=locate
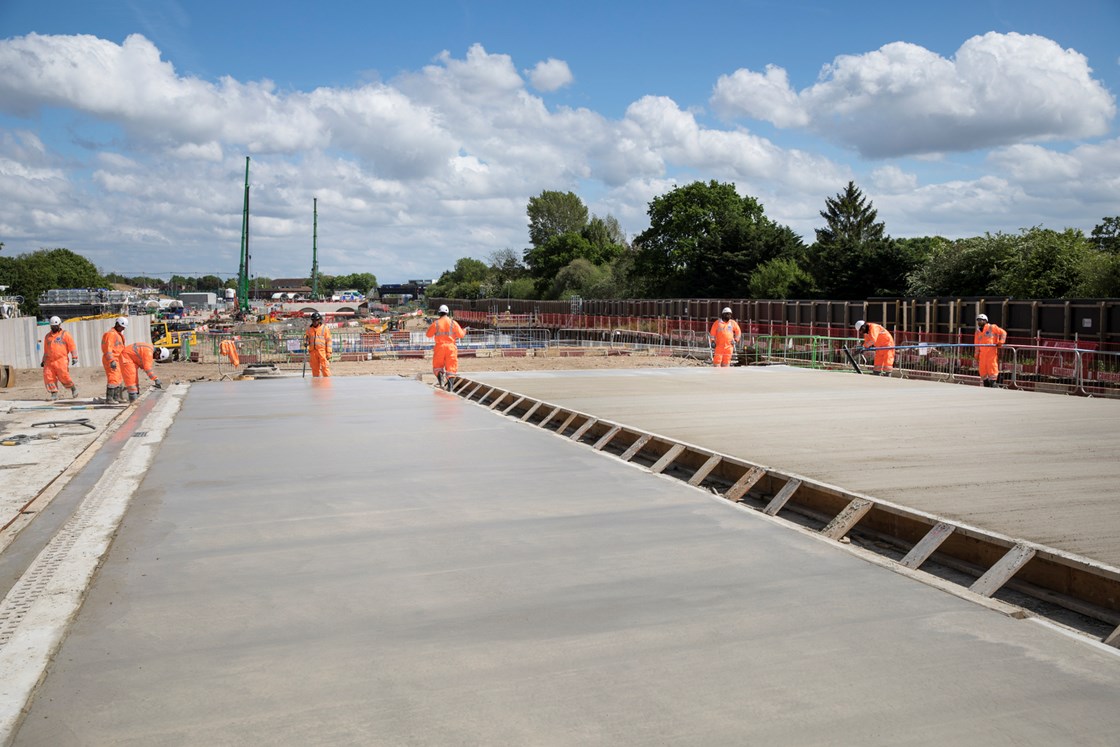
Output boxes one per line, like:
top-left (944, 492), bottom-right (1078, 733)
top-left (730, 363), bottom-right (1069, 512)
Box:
top-left (219, 338), bottom-right (240, 366)
top-left (862, 323), bottom-right (895, 372)
top-left (709, 319), bottom-right (741, 350)
top-left (43, 329), bottom-right (77, 365)
top-left (305, 324), bottom-right (332, 355)
top-left (975, 323), bottom-right (1007, 379)
top-left (426, 316), bottom-right (465, 347)
top-left (101, 327), bottom-right (126, 385)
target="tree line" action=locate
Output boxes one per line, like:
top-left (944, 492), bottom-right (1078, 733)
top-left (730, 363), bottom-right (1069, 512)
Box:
top-left (0, 248), bottom-right (377, 319)
top-left (426, 183), bottom-right (1120, 301)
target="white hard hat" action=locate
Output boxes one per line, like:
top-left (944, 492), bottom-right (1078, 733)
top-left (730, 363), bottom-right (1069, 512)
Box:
top-left (116, 316), bottom-right (129, 328)
top-left (438, 305), bottom-right (449, 314)
top-left (721, 307), bottom-right (732, 315)
top-left (49, 316), bottom-right (62, 326)
top-left (157, 347), bottom-right (171, 362)
top-left (854, 320), bottom-right (865, 331)
top-left (977, 314), bottom-right (989, 322)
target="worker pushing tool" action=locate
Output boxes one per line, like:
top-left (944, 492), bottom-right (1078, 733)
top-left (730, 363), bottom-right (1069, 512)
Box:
top-left (854, 320), bottom-right (895, 375)
top-left (974, 314), bottom-right (1007, 387)
top-left (120, 342), bottom-right (167, 402)
top-left (101, 316), bottom-right (128, 403)
top-left (426, 304), bottom-right (467, 389)
top-left (41, 316), bottom-right (79, 400)
top-left (304, 312), bottom-right (332, 377)
top-left (709, 307), bottom-right (742, 367)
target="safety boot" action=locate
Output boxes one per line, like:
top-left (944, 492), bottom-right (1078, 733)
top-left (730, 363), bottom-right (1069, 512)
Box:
top-left (115, 386), bottom-right (129, 403)
top-left (128, 391), bottom-right (138, 403)
top-left (48, 391), bottom-right (58, 401)
top-left (70, 385), bottom-right (79, 398)
top-left (106, 386), bottom-right (114, 402)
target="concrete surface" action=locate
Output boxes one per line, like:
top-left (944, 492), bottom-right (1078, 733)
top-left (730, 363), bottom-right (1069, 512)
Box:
top-left (466, 366), bottom-right (1120, 568)
top-left (8, 376), bottom-right (1120, 745)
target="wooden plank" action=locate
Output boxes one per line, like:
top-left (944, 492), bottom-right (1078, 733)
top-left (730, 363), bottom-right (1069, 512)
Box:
top-left (650, 443), bottom-right (686, 474)
top-left (502, 396), bottom-right (525, 415)
top-left (1104, 624), bottom-right (1120, 650)
top-left (900, 522), bottom-right (955, 569)
top-left (970, 544), bottom-right (1037, 598)
top-left (487, 391), bottom-right (509, 410)
top-left (538, 406), bottom-right (562, 428)
top-left (821, 498), bottom-right (873, 540)
top-left (763, 478), bottom-right (802, 516)
top-left (687, 454), bottom-right (722, 486)
top-left (555, 412), bottom-right (578, 435)
top-left (464, 383), bottom-right (482, 399)
top-left (570, 418), bottom-right (598, 441)
top-left (620, 434), bottom-right (651, 462)
top-left (724, 467), bottom-right (766, 502)
top-left (519, 401), bottom-right (543, 422)
top-left (592, 425), bottom-right (622, 451)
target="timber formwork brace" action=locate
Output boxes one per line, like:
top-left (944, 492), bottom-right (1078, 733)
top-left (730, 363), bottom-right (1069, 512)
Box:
top-left (448, 376), bottom-right (1120, 649)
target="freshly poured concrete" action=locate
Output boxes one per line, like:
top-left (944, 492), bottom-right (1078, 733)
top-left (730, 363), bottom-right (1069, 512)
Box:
top-left (468, 367), bottom-right (1120, 568)
top-left (11, 376), bottom-right (1120, 745)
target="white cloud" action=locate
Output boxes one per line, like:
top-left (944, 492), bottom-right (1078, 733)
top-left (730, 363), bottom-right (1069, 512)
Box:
top-left (710, 32), bottom-right (1116, 158)
top-left (526, 58), bottom-right (573, 92)
top-left (0, 32), bottom-right (1115, 280)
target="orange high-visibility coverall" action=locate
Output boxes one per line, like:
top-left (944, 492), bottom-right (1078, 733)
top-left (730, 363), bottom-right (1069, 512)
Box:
top-left (101, 327), bottom-right (125, 385)
top-left (862, 323), bottom-right (895, 373)
top-left (42, 329), bottom-right (77, 394)
top-left (426, 316), bottom-right (466, 377)
top-left (709, 319), bottom-right (742, 367)
top-left (120, 342), bottom-right (158, 395)
top-left (101, 327), bottom-right (126, 387)
top-left (305, 324), bottom-right (332, 377)
top-left (219, 338), bottom-right (240, 367)
top-left (974, 322), bottom-right (1007, 382)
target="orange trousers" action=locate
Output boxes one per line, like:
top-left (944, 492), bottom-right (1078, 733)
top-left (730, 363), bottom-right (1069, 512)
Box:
top-left (103, 360), bottom-right (122, 387)
top-left (309, 349), bottom-right (331, 377)
top-left (432, 345), bottom-right (459, 376)
top-left (43, 359), bottom-right (74, 393)
top-left (977, 349), bottom-right (1000, 380)
top-left (712, 344), bottom-right (735, 367)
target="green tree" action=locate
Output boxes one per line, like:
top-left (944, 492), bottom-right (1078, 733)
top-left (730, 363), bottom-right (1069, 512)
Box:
top-left (807, 181), bottom-right (913, 298)
top-left (427, 257), bottom-right (489, 299)
top-left (526, 191), bottom-right (589, 248)
top-left (0, 248), bottom-right (106, 318)
top-left (487, 248), bottom-right (527, 286)
top-left (748, 257), bottom-right (813, 299)
top-left (633, 180), bottom-right (804, 298)
top-left (1090, 217), bottom-right (1120, 254)
top-left (551, 258), bottom-right (606, 299)
top-left (198, 275), bottom-right (224, 291)
top-left (991, 227), bottom-right (1090, 299)
top-left (1075, 251), bottom-right (1120, 297)
top-left (905, 235), bottom-right (1012, 296)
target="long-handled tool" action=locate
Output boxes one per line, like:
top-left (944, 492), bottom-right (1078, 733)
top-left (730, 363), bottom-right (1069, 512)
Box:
top-left (842, 346), bottom-right (863, 374)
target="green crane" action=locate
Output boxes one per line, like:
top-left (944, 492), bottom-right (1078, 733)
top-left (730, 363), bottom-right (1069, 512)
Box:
top-left (237, 156), bottom-right (251, 314)
top-left (310, 197), bottom-right (320, 300)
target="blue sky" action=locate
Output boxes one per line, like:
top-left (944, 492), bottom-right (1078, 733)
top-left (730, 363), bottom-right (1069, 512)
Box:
top-left (0, 0), bottom-right (1117, 283)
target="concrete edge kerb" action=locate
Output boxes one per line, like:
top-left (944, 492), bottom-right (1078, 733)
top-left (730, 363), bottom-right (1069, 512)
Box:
top-left (0, 384), bottom-right (188, 747)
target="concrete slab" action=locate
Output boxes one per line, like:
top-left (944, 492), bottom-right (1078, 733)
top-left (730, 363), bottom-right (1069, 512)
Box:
top-left (465, 367), bottom-right (1120, 568)
top-left (9, 376), bottom-right (1120, 745)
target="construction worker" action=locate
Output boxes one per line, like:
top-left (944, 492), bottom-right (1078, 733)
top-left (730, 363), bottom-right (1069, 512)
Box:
top-left (305, 312), bottom-right (332, 377)
top-left (709, 307), bottom-right (742, 367)
top-left (219, 336), bottom-right (240, 367)
top-left (120, 342), bottom-right (167, 402)
top-left (101, 317), bottom-right (128, 403)
top-left (426, 304), bottom-right (466, 388)
top-left (855, 320), bottom-right (895, 375)
top-left (974, 313), bottom-right (1007, 388)
top-left (41, 316), bottom-right (78, 400)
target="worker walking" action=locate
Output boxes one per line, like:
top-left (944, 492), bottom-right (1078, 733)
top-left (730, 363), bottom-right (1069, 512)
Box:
top-left (219, 336), bottom-right (240, 367)
top-left (426, 304), bottom-right (466, 389)
top-left (855, 320), bottom-right (895, 375)
top-left (101, 316), bottom-right (128, 403)
top-left (120, 342), bottom-right (167, 402)
top-left (41, 316), bottom-right (78, 400)
top-left (974, 313), bottom-right (1007, 387)
top-left (709, 307), bottom-right (742, 367)
top-left (305, 312), bottom-right (332, 377)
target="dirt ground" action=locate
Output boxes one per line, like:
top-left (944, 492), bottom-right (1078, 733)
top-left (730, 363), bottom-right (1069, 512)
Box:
top-left (2, 350), bottom-right (706, 402)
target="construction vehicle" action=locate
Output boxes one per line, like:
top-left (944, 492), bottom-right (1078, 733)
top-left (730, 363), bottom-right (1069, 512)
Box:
top-left (150, 320), bottom-right (198, 360)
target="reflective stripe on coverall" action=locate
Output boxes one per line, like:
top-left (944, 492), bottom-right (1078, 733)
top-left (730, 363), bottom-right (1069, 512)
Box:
top-left (42, 329), bottom-right (77, 393)
top-left (305, 325), bottom-right (332, 377)
top-left (974, 323), bottom-right (1007, 381)
top-left (709, 319), bottom-right (742, 367)
top-left (101, 328), bottom-right (125, 387)
top-left (426, 316), bottom-right (465, 376)
top-left (219, 338), bottom-right (240, 367)
top-left (862, 322), bottom-right (895, 373)
top-left (120, 342), bottom-right (157, 395)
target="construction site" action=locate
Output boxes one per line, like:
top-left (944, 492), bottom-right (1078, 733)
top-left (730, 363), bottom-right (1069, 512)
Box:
top-left (0, 301), bottom-right (1119, 745)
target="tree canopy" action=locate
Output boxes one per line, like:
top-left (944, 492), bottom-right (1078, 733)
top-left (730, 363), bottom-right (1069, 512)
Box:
top-left (0, 248), bottom-right (107, 318)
